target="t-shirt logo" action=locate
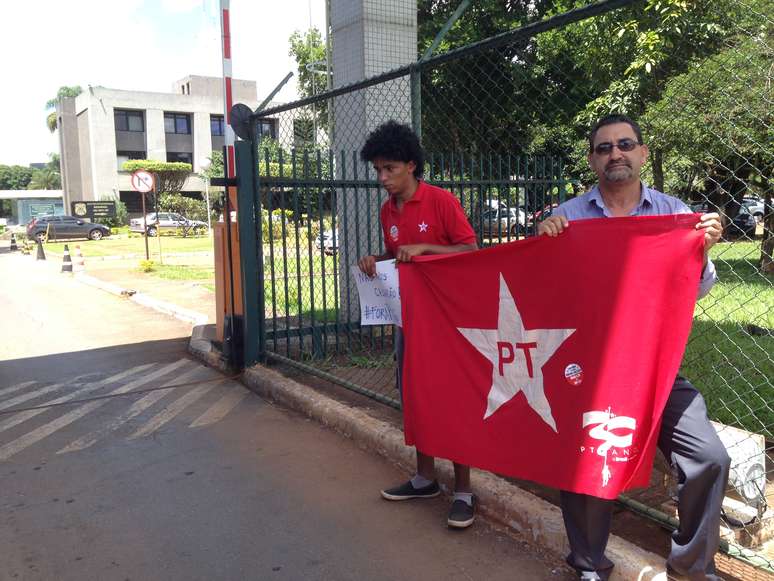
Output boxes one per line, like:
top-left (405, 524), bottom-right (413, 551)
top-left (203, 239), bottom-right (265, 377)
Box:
top-left (418, 221), bottom-right (428, 233)
top-left (390, 224), bottom-right (399, 241)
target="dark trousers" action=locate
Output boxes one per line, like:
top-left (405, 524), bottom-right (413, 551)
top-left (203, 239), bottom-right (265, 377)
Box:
top-left (560, 377), bottom-right (731, 580)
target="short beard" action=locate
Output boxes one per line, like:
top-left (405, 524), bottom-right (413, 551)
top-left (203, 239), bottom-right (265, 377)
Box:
top-left (604, 164), bottom-right (633, 182)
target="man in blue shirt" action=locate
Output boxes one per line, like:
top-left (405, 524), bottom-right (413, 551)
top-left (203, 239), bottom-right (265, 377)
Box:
top-left (539, 114), bottom-right (730, 581)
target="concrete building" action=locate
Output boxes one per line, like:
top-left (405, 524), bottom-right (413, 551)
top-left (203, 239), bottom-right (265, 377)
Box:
top-left (56, 75), bottom-right (274, 215)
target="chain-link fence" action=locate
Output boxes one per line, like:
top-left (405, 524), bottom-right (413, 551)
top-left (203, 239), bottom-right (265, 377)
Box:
top-left (240, 0), bottom-right (773, 573)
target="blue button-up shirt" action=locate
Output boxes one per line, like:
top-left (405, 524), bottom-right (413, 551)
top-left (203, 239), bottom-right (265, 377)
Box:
top-left (553, 183), bottom-right (717, 299)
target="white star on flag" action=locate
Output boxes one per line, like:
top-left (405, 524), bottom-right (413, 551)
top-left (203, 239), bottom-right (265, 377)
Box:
top-left (457, 274), bottom-right (575, 431)
top-left (418, 222), bottom-right (428, 232)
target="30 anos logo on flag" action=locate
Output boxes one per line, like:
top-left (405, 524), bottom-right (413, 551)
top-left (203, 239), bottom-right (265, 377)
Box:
top-left (398, 215), bottom-right (703, 499)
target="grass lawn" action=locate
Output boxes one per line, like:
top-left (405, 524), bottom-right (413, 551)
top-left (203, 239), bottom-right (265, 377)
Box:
top-left (681, 241), bottom-right (773, 436)
top-left (42, 235), bottom-right (214, 257)
top-left (148, 264), bottom-right (215, 282)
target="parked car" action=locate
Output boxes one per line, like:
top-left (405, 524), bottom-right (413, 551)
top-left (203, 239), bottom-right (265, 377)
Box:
top-left (129, 212), bottom-right (207, 237)
top-left (726, 206), bottom-right (758, 238)
top-left (689, 202), bottom-right (757, 238)
top-left (526, 203), bottom-right (560, 228)
top-left (26, 215), bottom-right (111, 242)
top-left (315, 229), bottom-right (338, 255)
top-left (480, 206), bottom-right (526, 238)
top-left (741, 198), bottom-right (766, 223)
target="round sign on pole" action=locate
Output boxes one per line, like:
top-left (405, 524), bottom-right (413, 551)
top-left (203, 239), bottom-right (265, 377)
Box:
top-left (131, 170), bottom-right (154, 193)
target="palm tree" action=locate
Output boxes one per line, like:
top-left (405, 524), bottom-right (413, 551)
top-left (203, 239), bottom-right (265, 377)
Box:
top-left (27, 169), bottom-right (61, 190)
top-left (45, 86), bottom-right (83, 133)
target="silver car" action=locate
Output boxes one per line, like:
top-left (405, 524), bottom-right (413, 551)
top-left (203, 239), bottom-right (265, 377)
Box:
top-left (129, 212), bottom-right (207, 236)
top-left (480, 207), bottom-right (526, 238)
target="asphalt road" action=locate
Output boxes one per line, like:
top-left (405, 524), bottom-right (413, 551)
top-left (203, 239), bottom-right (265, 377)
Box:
top-left (0, 244), bottom-right (570, 581)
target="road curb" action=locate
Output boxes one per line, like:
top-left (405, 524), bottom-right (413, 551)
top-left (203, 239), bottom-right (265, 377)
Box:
top-left (74, 272), bottom-right (208, 326)
top-left (187, 336), bottom-right (668, 580)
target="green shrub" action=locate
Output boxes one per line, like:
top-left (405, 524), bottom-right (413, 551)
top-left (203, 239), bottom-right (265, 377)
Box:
top-left (262, 208), bottom-right (294, 241)
top-left (99, 197), bottom-right (128, 228)
top-left (138, 259), bottom-right (155, 272)
top-left (160, 193), bottom-right (209, 222)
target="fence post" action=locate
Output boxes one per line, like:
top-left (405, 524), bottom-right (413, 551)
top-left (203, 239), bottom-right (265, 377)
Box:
top-left (235, 139), bottom-right (265, 365)
top-left (410, 65), bottom-right (422, 140)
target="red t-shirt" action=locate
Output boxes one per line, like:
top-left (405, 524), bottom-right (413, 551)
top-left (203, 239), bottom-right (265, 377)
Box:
top-left (380, 181), bottom-right (476, 257)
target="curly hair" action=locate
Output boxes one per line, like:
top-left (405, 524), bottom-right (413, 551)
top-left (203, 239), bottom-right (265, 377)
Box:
top-left (360, 121), bottom-right (424, 178)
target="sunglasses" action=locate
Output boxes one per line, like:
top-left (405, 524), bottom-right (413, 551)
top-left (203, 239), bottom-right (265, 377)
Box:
top-left (593, 138), bottom-right (641, 155)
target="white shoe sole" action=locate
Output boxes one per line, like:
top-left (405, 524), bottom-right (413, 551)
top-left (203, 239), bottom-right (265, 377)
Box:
top-left (447, 515), bottom-right (475, 528)
top-left (381, 489), bottom-right (441, 501)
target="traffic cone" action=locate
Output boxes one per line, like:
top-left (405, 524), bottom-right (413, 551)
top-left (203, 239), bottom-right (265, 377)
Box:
top-left (61, 244), bottom-right (73, 273)
top-left (36, 238), bottom-right (46, 260)
top-left (9, 233), bottom-right (18, 251)
top-left (73, 245), bottom-right (85, 271)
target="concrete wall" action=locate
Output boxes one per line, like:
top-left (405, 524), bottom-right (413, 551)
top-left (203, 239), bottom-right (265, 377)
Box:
top-left (58, 97), bottom-right (82, 210)
top-left (76, 108), bottom-right (93, 203)
top-left (173, 75), bottom-right (257, 105)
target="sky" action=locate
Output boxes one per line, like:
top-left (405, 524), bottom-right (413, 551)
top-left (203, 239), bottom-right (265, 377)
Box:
top-left (0, 0), bottom-right (327, 166)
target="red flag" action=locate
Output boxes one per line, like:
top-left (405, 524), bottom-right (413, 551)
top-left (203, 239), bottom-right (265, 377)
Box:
top-left (400, 215), bottom-right (704, 499)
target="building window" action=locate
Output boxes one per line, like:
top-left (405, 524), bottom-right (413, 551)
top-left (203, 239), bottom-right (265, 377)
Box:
top-left (116, 150), bottom-right (146, 171)
top-left (167, 152), bottom-right (192, 164)
top-left (164, 112), bottom-right (191, 134)
top-left (210, 115), bottom-right (224, 136)
top-left (257, 119), bottom-right (277, 139)
top-left (115, 110), bottom-right (145, 132)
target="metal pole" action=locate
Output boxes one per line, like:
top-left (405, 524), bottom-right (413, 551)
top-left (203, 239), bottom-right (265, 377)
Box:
top-left (220, 0), bottom-right (235, 179)
top-left (155, 182), bottom-right (162, 263)
top-left (205, 178), bottom-right (212, 234)
top-left (220, 0), bottom-right (240, 367)
top-left (141, 192), bottom-right (149, 260)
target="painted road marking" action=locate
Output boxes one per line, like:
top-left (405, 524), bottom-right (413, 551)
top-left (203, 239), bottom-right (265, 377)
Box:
top-left (0, 376), bottom-right (89, 412)
top-left (58, 364), bottom-right (206, 454)
top-left (190, 387), bottom-right (247, 428)
top-left (0, 363), bottom-right (156, 435)
top-left (0, 359), bottom-right (189, 461)
top-left (0, 381), bottom-right (37, 399)
top-left (129, 382), bottom-right (220, 440)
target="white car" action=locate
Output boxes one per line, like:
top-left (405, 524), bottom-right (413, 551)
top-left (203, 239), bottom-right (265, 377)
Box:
top-left (315, 229), bottom-right (338, 255)
top-left (129, 212), bottom-right (207, 236)
top-left (480, 206), bottom-right (526, 237)
top-left (742, 198), bottom-right (766, 223)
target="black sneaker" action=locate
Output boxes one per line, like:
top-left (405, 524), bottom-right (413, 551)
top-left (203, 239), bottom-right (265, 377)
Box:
top-left (447, 496), bottom-right (476, 528)
top-left (381, 479), bottom-right (441, 501)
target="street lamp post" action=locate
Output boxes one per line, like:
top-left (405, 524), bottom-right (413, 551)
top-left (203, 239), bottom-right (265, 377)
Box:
top-left (199, 157), bottom-right (212, 235)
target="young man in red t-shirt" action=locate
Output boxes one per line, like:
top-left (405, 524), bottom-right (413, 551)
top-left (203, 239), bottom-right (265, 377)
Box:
top-left (357, 121), bottom-right (479, 528)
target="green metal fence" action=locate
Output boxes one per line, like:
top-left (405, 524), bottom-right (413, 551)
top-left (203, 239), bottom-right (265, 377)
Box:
top-left (234, 0), bottom-right (773, 574)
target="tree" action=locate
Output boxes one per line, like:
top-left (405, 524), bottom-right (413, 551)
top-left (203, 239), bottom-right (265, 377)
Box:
top-left (27, 169), bottom-right (61, 190)
top-left (642, 30), bottom-right (773, 270)
top-left (288, 28), bottom-right (329, 143)
top-left (121, 160), bottom-right (192, 194)
top-left (47, 153), bottom-right (60, 173)
top-left (0, 165), bottom-right (33, 190)
top-left (45, 86), bottom-right (83, 133)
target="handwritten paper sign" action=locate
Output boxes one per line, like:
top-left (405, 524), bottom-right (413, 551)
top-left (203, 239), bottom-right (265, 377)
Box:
top-left (354, 260), bottom-right (402, 326)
